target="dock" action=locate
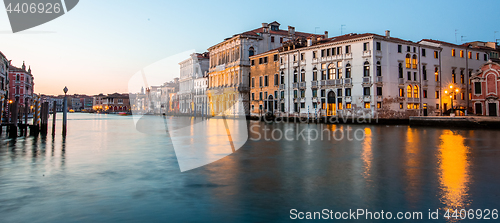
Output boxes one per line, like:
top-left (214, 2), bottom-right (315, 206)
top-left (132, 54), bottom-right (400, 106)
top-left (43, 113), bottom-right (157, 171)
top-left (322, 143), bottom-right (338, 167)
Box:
top-left (409, 116), bottom-right (500, 129)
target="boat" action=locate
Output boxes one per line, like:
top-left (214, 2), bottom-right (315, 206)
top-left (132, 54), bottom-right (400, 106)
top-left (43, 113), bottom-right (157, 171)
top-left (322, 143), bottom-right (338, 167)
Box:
top-left (118, 112), bottom-right (129, 116)
top-left (69, 109), bottom-right (75, 113)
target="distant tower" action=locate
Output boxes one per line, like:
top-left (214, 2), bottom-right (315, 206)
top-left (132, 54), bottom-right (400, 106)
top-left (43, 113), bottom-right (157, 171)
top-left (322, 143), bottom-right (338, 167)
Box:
top-left (141, 87), bottom-right (144, 94)
top-left (28, 66), bottom-right (31, 74)
top-left (22, 61), bottom-right (26, 70)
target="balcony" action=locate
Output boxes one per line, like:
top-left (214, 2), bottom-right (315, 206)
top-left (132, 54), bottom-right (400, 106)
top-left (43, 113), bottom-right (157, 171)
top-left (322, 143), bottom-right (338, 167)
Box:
top-left (334, 79), bottom-right (342, 86)
top-left (311, 81), bottom-right (318, 88)
top-left (292, 82), bottom-right (299, 88)
top-left (363, 95), bottom-right (371, 102)
top-left (345, 96), bottom-right (352, 103)
top-left (362, 77), bottom-right (371, 84)
top-left (299, 82), bottom-right (306, 89)
top-left (376, 76), bottom-right (383, 83)
top-left (344, 78), bottom-right (352, 85)
top-left (398, 78), bottom-right (404, 85)
top-left (376, 95), bottom-right (383, 101)
top-left (325, 80), bottom-right (335, 86)
top-left (423, 80), bottom-right (428, 86)
top-left (279, 84), bottom-right (286, 90)
top-left (344, 53), bottom-right (353, 60)
top-left (312, 58), bottom-right (318, 64)
top-left (362, 50), bottom-right (371, 57)
top-left (293, 61), bottom-right (298, 67)
top-left (375, 50), bottom-right (383, 57)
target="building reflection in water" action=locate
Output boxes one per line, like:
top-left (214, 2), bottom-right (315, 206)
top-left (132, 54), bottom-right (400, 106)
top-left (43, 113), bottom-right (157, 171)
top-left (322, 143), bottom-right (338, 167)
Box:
top-left (404, 127), bottom-right (422, 206)
top-left (438, 130), bottom-right (471, 210)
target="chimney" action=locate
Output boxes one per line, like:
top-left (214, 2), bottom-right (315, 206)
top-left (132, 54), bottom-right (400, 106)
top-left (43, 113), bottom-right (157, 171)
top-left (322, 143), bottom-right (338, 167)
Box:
top-left (307, 37), bottom-right (312, 47)
top-left (288, 26), bottom-right (295, 35)
top-left (324, 31), bottom-right (328, 38)
top-left (262, 23), bottom-right (269, 33)
top-left (385, 30), bottom-right (390, 38)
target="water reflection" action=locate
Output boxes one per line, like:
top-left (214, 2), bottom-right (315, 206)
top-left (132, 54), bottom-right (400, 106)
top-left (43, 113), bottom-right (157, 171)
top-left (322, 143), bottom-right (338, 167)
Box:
top-left (438, 130), bottom-right (471, 210)
top-left (361, 128), bottom-right (372, 179)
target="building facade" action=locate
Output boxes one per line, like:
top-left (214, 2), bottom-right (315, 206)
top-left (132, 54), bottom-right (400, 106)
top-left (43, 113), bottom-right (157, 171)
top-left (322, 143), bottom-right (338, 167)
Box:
top-left (249, 49), bottom-right (280, 115)
top-left (471, 61), bottom-right (500, 116)
top-left (207, 21), bottom-right (313, 116)
top-left (8, 61), bottom-right (34, 107)
top-left (178, 53), bottom-right (209, 114)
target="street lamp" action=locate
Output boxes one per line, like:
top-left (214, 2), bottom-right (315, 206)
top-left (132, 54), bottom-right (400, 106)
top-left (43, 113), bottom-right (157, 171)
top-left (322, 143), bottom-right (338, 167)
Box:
top-left (444, 84), bottom-right (460, 116)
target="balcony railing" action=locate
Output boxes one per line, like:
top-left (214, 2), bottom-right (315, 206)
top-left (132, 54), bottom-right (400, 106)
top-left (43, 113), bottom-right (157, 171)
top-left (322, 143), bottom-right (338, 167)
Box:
top-left (299, 82), bottom-right (306, 88)
top-left (363, 95), bottom-right (371, 102)
top-left (311, 81), bottom-right (318, 87)
top-left (362, 77), bottom-right (371, 84)
top-left (376, 76), bottom-right (383, 83)
top-left (325, 80), bottom-right (335, 86)
top-left (292, 82), bottom-right (299, 88)
top-left (398, 78), bottom-right (404, 85)
top-left (334, 79), bottom-right (342, 85)
top-left (344, 78), bottom-right (352, 85)
top-left (279, 84), bottom-right (286, 90)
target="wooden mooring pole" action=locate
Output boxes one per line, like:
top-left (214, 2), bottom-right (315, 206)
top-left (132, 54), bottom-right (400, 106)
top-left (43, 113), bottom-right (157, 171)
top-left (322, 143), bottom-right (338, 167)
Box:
top-left (52, 101), bottom-right (56, 135)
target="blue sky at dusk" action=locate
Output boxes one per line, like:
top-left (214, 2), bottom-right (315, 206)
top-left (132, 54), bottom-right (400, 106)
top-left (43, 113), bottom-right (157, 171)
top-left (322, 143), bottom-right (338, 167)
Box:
top-left (0, 0), bottom-right (498, 95)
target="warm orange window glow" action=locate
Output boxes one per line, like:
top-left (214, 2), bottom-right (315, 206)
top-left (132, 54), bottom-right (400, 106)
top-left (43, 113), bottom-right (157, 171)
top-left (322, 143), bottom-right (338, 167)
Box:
top-left (405, 54), bottom-right (411, 68)
top-left (407, 85), bottom-right (413, 98)
top-left (459, 50), bottom-right (464, 58)
top-left (451, 49), bottom-right (456, 57)
top-left (414, 85), bottom-right (419, 98)
top-left (468, 51), bottom-right (472, 59)
top-left (364, 102), bottom-right (370, 108)
top-left (346, 103), bottom-right (351, 109)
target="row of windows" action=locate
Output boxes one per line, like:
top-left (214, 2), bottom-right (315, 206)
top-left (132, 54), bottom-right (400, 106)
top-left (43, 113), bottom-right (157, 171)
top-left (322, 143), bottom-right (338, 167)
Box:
top-left (251, 54), bottom-right (279, 66)
top-left (451, 49), bottom-right (488, 61)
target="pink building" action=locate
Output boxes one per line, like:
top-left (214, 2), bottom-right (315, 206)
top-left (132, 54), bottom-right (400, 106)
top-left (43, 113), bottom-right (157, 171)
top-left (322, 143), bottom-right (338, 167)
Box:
top-left (471, 61), bottom-right (500, 116)
top-left (8, 61), bottom-right (34, 106)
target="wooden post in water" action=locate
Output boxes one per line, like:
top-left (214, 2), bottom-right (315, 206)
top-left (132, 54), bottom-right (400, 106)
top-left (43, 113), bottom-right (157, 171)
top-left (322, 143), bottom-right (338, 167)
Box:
top-left (0, 96), bottom-right (4, 136)
top-left (63, 86), bottom-right (68, 136)
top-left (31, 95), bottom-right (40, 136)
top-left (24, 99), bottom-right (28, 136)
top-left (9, 97), bottom-right (19, 138)
top-left (52, 101), bottom-right (56, 135)
top-left (40, 102), bottom-right (49, 135)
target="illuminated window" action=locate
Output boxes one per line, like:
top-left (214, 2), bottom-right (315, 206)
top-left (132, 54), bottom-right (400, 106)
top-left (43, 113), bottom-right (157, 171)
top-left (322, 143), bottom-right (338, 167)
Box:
top-left (452, 69), bottom-right (456, 83)
top-left (460, 70), bottom-right (464, 84)
top-left (423, 90), bottom-right (427, 98)
top-left (407, 103), bottom-right (412, 109)
top-left (412, 55), bottom-right (417, 69)
top-left (363, 61), bottom-right (370, 77)
top-left (460, 50), bottom-right (464, 58)
top-left (405, 54), bottom-right (411, 68)
top-left (407, 85), bottom-right (413, 98)
top-left (435, 67), bottom-right (439, 82)
top-left (346, 103), bottom-right (352, 109)
top-left (460, 93), bottom-right (464, 100)
top-left (476, 52), bottom-right (480, 60)
top-left (400, 103), bottom-right (403, 109)
top-left (435, 91), bottom-right (439, 99)
top-left (434, 51), bottom-right (439, 59)
top-left (452, 49), bottom-right (456, 57)
top-left (364, 102), bottom-right (370, 108)
top-left (468, 51), bottom-right (472, 59)
top-left (328, 64), bottom-right (336, 79)
top-left (413, 85), bottom-right (419, 98)
top-left (399, 88), bottom-right (404, 97)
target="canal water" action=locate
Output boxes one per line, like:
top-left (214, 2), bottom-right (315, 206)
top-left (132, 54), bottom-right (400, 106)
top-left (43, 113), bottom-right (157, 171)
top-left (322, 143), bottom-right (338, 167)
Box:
top-left (0, 113), bottom-right (499, 222)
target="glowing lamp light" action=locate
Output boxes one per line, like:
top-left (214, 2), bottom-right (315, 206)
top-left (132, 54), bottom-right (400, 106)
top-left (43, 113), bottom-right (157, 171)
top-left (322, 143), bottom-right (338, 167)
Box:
top-left (445, 90), bottom-right (448, 94)
top-left (455, 89), bottom-right (459, 92)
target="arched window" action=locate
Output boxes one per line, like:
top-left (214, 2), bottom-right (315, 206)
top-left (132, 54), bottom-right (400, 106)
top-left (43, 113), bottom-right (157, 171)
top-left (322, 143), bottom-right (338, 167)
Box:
top-left (414, 85), bottom-right (419, 98)
top-left (405, 54), bottom-right (411, 68)
top-left (376, 61), bottom-right (382, 76)
top-left (398, 63), bottom-right (403, 78)
top-left (407, 85), bottom-right (413, 98)
top-left (280, 71), bottom-right (285, 85)
top-left (16, 74), bottom-right (20, 81)
top-left (312, 67), bottom-right (318, 80)
top-left (363, 61), bottom-right (370, 77)
top-left (293, 69), bottom-right (298, 83)
top-left (345, 63), bottom-right (351, 78)
top-left (300, 69), bottom-right (306, 82)
top-left (328, 64), bottom-right (336, 79)
top-left (321, 63), bottom-right (327, 80)
top-left (451, 49), bottom-right (456, 57)
top-left (249, 47), bottom-right (255, 57)
top-left (412, 55), bottom-right (417, 69)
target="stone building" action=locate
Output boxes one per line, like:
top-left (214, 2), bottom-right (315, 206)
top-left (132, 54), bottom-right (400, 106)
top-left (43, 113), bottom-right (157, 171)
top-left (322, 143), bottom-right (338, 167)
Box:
top-left (178, 53), bottom-right (209, 114)
top-left (249, 49), bottom-right (280, 115)
top-left (8, 61), bottom-right (34, 107)
top-left (207, 21), bottom-right (313, 116)
top-left (471, 61), bottom-right (500, 116)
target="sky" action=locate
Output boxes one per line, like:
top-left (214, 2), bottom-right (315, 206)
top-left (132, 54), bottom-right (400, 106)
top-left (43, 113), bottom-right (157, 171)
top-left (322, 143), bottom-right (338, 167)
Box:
top-left (0, 0), bottom-right (498, 95)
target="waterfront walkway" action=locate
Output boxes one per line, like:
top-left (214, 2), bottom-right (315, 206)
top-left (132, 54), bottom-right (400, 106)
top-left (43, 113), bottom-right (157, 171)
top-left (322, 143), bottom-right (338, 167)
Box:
top-left (410, 116), bottom-right (500, 129)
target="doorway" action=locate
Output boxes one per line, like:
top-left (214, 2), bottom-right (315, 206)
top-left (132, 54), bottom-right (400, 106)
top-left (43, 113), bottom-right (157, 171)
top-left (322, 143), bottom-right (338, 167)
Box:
top-left (327, 91), bottom-right (336, 116)
top-left (488, 103), bottom-right (497, 116)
